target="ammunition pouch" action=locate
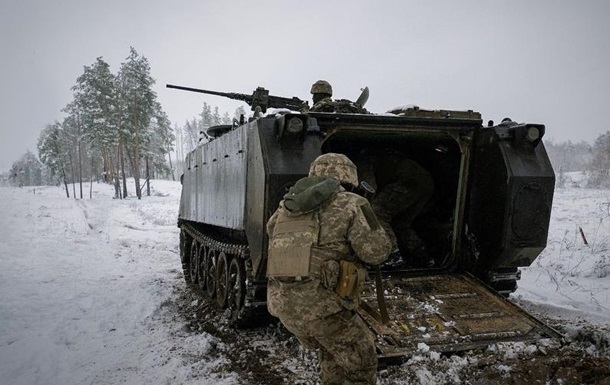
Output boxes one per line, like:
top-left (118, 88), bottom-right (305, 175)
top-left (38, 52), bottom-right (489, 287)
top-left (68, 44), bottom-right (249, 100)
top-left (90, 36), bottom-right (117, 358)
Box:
top-left (320, 260), bottom-right (340, 290)
top-left (335, 260), bottom-right (367, 309)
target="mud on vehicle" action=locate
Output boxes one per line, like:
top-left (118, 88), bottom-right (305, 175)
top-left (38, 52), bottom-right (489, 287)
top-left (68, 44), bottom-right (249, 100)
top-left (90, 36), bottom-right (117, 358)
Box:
top-left (172, 84), bottom-right (560, 360)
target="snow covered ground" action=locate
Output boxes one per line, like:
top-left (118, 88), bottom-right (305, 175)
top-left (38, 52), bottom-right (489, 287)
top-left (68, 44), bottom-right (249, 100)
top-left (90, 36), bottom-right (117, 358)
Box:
top-left (0, 178), bottom-right (609, 384)
top-left (517, 185), bottom-right (610, 326)
top-left (0, 181), bottom-right (236, 385)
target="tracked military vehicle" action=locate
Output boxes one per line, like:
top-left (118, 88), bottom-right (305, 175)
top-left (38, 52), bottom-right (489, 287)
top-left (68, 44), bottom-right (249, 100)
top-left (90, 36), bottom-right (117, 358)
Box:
top-left (171, 83), bottom-right (559, 360)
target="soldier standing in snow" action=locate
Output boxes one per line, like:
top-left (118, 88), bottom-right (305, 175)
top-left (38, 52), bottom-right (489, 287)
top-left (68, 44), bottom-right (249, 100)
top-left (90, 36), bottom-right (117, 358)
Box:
top-left (266, 153), bottom-right (392, 384)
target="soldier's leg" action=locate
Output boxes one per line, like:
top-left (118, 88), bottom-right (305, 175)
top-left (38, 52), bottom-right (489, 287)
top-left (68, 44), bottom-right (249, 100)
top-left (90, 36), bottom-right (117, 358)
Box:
top-left (310, 310), bottom-right (378, 385)
top-left (394, 174), bottom-right (434, 226)
top-left (394, 222), bottom-right (434, 266)
top-left (280, 316), bottom-right (323, 350)
top-left (371, 182), bottom-right (415, 251)
top-left (399, 174), bottom-right (435, 266)
top-left (319, 350), bottom-right (345, 385)
top-left (371, 185), bottom-right (405, 250)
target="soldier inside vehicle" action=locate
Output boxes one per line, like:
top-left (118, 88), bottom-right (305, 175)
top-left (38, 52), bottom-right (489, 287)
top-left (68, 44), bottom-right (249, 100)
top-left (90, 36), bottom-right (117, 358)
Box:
top-left (322, 136), bottom-right (461, 271)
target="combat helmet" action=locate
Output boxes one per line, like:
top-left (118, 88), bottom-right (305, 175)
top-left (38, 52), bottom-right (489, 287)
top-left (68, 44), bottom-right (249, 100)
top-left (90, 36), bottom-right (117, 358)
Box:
top-left (308, 153), bottom-right (358, 188)
top-left (310, 80), bottom-right (333, 96)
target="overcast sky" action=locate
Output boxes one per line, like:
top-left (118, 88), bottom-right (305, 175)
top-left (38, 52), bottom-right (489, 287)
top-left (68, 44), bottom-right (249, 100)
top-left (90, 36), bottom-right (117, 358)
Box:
top-left (1, 0), bottom-right (609, 172)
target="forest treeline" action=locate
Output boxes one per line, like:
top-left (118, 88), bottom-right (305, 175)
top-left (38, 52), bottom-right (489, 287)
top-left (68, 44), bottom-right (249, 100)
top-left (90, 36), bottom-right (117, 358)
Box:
top-left (8, 129), bottom-right (609, 191)
top-left (2, 48), bottom-right (610, 192)
top-left (544, 134), bottom-right (610, 188)
top-left (3, 47), bottom-right (247, 198)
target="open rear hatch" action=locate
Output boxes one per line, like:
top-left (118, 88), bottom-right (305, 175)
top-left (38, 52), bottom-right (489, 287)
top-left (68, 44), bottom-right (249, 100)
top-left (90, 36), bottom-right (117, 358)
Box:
top-left (357, 273), bottom-right (562, 360)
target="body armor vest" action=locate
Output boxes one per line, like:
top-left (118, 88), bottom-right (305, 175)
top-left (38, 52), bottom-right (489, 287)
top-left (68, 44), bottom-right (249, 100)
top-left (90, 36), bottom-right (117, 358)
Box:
top-left (267, 209), bottom-right (321, 278)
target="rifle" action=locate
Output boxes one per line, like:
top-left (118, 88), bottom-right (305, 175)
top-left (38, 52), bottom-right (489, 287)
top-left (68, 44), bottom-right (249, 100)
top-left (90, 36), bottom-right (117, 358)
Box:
top-left (354, 180), bottom-right (376, 200)
top-left (166, 84), bottom-right (306, 113)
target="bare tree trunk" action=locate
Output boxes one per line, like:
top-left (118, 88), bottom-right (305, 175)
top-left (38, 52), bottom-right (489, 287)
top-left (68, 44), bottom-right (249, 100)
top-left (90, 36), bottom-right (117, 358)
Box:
top-left (108, 148), bottom-right (117, 198)
top-left (60, 162), bottom-right (69, 198)
top-left (89, 156), bottom-right (94, 199)
top-left (102, 149), bottom-right (109, 183)
top-left (141, 178), bottom-right (150, 193)
top-left (146, 156), bottom-right (151, 196)
top-left (120, 141), bottom-right (128, 198)
top-left (168, 149), bottom-right (175, 181)
top-left (175, 126), bottom-right (182, 173)
top-left (78, 138), bottom-right (83, 199)
top-left (133, 117), bottom-right (142, 200)
top-left (114, 142), bottom-right (122, 199)
top-left (69, 151), bottom-right (76, 199)
top-left (125, 148), bottom-right (140, 200)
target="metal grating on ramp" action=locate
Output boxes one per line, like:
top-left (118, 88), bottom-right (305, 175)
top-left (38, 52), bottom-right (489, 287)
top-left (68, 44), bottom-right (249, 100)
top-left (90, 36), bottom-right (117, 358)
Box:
top-left (357, 273), bottom-right (561, 359)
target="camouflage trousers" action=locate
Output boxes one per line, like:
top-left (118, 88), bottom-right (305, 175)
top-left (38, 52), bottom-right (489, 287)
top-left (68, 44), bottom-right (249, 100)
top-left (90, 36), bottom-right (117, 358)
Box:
top-left (280, 308), bottom-right (378, 385)
top-left (371, 178), bottom-right (433, 252)
top-left (267, 279), bottom-right (378, 384)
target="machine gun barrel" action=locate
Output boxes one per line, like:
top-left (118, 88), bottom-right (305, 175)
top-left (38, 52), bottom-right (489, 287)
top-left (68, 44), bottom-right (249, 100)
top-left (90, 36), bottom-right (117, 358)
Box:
top-left (166, 84), bottom-right (251, 103)
top-left (166, 83), bottom-right (306, 113)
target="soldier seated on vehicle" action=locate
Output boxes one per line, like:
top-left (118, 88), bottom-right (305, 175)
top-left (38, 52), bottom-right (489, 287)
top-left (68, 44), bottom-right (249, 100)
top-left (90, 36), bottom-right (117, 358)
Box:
top-left (309, 80), bottom-right (335, 112)
top-left (355, 148), bottom-right (435, 268)
top-left (308, 80), bottom-right (369, 114)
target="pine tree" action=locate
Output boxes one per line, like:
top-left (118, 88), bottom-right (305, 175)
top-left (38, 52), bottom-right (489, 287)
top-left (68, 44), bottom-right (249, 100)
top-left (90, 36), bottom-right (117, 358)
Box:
top-left (38, 122), bottom-right (71, 196)
top-left (62, 101), bottom-right (88, 199)
top-left (117, 47), bottom-right (157, 199)
top-left (212, 106), bottom-right (221, 127)
top-left (9, 151), bottom-right (43, 187)
top-left (185, 118), bottom-right (200, 150)
top-left (60, 110), bottom-right (80, 199)
top-left (199, 102), bottom-right (213, 137)
top-left (234, 106), bottom-right (247, 124)
top-left (141, 102), bottom-right (175, 187)
top-left (32, 47), bottom-right (176, 196)
top-left (71, 57), bottom-right (118, 183)
top-left (587, 131), bottom-right (610, 188)
top-left (222, 111), bottom-right (231, 125)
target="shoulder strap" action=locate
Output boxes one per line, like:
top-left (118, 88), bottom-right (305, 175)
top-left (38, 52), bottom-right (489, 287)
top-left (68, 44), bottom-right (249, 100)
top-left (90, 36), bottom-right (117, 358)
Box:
top-left (375, 267), bottom-right (390, 324)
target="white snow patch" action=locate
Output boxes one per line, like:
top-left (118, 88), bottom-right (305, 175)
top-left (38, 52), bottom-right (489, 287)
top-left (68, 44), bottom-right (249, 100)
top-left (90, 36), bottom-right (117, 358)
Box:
top-left (417, 342), bottom-right (430, 353)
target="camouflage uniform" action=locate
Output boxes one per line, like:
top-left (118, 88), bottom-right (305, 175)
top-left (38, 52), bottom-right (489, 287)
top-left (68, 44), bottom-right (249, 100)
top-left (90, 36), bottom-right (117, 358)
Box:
top-left (310, 96), bottom-right (337, 112)
top-left (308, 80), bottom-right (369, 114)
top-left (359, 151), bottom-right (434, 260)
top-left (267, 153), bottom-right (392, 385)
top-left (311, 98), bottom-right (369, 114)
top-left (310, 81), bottom-right (336, 112)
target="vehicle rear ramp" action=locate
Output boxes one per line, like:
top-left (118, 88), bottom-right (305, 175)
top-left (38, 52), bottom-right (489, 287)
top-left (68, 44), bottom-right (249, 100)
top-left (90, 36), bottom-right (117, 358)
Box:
top-left (357, 273), bottom-right (562, 360)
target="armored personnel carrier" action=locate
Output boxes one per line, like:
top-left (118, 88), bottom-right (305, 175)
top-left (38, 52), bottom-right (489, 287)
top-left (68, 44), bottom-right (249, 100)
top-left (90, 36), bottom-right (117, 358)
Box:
top-left (171, 84), bottom-right (559, 359)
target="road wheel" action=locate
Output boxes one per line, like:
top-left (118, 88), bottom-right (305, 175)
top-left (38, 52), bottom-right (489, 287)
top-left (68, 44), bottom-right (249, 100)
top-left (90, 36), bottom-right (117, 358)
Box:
top-left (216, 252), bottom-right (230, 307)
top-left (228, 257), bottom-right (246, 321)
top-left (197, 245), bottom-right (207, 292)
top-left (205, 249), bottom-right (217, 299)
top-left (189, 239), bottom-right (200, 284)
top-left (180, 230), bottom-right (192, 284)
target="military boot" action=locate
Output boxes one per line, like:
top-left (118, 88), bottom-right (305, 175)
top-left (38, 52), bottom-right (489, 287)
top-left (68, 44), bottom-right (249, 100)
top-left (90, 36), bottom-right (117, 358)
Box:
top-left (400, 229), bottom-right (435, 268)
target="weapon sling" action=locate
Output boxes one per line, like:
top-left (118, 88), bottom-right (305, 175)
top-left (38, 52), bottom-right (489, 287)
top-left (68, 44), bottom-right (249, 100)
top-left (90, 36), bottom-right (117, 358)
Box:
top-left (374, 266), bottom-right (390, 324)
